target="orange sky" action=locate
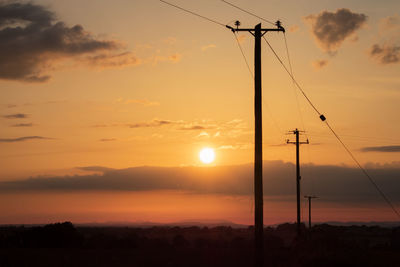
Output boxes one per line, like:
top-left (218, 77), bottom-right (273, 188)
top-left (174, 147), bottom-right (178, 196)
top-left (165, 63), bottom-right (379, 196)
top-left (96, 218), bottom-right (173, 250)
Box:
top-left (0, 0), bottom-right (399, 224)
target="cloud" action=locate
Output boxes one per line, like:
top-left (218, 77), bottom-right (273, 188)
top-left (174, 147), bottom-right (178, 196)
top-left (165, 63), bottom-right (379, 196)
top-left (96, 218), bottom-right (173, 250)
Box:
top-left (195, 131), bottom-right (209, 138)
top-left (217, 143), bottom-right (251, 150)
top-left (92, 118), bottom-right (247, 140)
top-left (361, 145), bottom-right (400, 152)
top-left (77, 166), bottom-right (115, 173)
top-left (312, 59), bottom-right (329, 69)
top-left (368, 43), bottom-right (400, 64)
top-left (99, 138), bottom-right (116, 142)
top-left (1, 161), bottom-right (399, 204)
top-left (304, 8), bottom-right (367, 53)
top-left (114, 98), bottom-right (160, 106)
top-left (11, 123), bottom-right (33, 127)
top-left (201, 44), bottom-right (216, 51)
top-left (0, 136), bottom-right (52, 142)
top-left (180, 125), bottom-right (207, 130)
top-left (0, 1), bottom-right (134, 82)
top-left (379, 14), bottom-right (400, 32)
top-left (5, 104), bottom-right (17, 108)
top-left (152, 53), bottom-right (182, 65)
top-left (368, 15), bottom-right (400, 65)
top-left (83, 51), bottom-right (140, 69)
top-left (127, 119), bottom-right (175, 128)
top-left (3, 113), bottom-right (29, 119)
top-left (3, 101), bottom-right (67, 109)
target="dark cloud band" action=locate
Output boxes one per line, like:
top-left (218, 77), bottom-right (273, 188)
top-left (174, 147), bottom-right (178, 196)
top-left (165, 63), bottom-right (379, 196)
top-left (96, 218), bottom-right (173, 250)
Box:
top-left (1, 161), bottom-right (399, 204)
top-left (361, 146), bottom-right (400, 152)
top-left (0, 136), bottom-right (51, 142)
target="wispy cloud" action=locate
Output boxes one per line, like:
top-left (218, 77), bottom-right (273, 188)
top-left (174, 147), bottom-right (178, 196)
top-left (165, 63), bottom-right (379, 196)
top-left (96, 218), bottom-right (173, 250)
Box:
top-left (361, 145), bottom-right (400, 152)
top-left (201, 44), bottom-right (216, 51)
top-left (180, 125), bottom-right (208, 130)
top-left (217, 143), bottom-right (251, 150)
top-left (83, 52), bottom-right (141, 69)
top-left (127, 119), bottom-right (176, 128)
top-left (304, 8), bottom-right (367, 54)
top-left (368, 14), bottom-right (400, 65)
top-left (114, 98), bottom-right (160, 106)
top-left (312, 59), bottom-right (329, 70)
top-left (152, 53), bottom-right (182, 65)
top-left (3, 101), bottom-right (67, 109)
top-left (11, 123), bottom-right (34, 127)
top-left (368, 44), bottom-right (400, 64)
top-left (379, 14), bottom-right (400, 33)
top-left (99, 138), bottom-right (116, 142)
top-left (92, 119), bottom-right (247, 141)
top-left (3, 113), bottom-right (29, 119)
top-left (0, 136), bottom-right (52, 143)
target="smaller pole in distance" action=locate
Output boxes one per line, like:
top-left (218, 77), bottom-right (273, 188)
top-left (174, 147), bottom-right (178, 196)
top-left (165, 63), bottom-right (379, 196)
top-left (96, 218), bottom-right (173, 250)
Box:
top-left (287, 129), bottom-right (309, 236)
top-left (304, 195), bottom-right (318, 229)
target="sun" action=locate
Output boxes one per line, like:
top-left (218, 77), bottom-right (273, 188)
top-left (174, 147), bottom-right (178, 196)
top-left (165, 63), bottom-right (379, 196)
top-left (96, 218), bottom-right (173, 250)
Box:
top-left (199, 148), bottom-right (215, 164)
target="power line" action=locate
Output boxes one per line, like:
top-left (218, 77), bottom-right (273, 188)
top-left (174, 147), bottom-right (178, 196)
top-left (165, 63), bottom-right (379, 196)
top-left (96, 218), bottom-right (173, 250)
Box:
top-left (283, 33), bottom-right (315, 197)
top-left (262, 36), bottom-right (322, 116)
top-left (159, 0), bottom-right (226, 27)
top-left (220, 0), bottom-right (276, 26)
top-left (324, 121), bottom-right (400, 219)
top-left (263, 36), bottom-right (400, 220)
top-left (283, 33), bottom-right (307, 137)
top-left (233, 33), bottom-right (253, 77)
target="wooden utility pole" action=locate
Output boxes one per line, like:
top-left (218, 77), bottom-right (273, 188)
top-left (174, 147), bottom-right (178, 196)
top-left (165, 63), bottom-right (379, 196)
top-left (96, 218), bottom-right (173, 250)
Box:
top-left (227, 21), bottom-right (284, 267)
top-left (304, 195), bottom-right (318, 229)
top-left (287, 129), bottom-right (309, 235)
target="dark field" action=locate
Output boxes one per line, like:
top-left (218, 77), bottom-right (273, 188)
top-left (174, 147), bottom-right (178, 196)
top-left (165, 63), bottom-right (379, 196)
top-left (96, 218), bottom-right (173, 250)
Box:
top-left (0, 222), bottom-right (399, 267)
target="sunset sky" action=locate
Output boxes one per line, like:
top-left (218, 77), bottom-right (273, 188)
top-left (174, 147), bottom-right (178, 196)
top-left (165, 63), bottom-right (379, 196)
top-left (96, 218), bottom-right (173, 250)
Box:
top-left (0, 0), bottom-right (399, 225)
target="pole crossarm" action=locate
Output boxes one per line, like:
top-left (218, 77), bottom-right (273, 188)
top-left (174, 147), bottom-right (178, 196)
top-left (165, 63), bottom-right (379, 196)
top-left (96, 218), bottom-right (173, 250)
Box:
top-left (226, 20), bottom-right (285, 34)
top-left (287, 141), bottom-right (309, 144)
top-left (304, 195), bottom-right (318, 199)
top-left (286, 129), bottom-right (309, 145)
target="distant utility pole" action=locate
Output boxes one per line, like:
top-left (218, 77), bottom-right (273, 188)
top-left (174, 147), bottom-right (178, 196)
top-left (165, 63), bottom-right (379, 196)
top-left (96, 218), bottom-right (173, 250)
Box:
top-left (227, 21), bottom-right (284, 267)
top-left (304, 195), bottom-right (318, 229)
top-left (286, 129), bottom-right (309, 235)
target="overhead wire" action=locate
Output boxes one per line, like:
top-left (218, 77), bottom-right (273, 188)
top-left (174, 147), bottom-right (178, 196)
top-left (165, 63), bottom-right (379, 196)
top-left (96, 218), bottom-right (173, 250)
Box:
top-left (263, 36), bottom-right (400, 220)
top-left (220, 0), bottom-right (276, 26)
top-left (263, 36), bottom-right (322, 116)
top-left (324, 121), bottom-right (400, 219)
top-left (283, 33), bottom-right (307, 135)
top-left (233, 33), bottom-right (253, 78)
top-left (159, 0), bottom-right (226, 27)
top-left (282, 32), bottom-right (315, 196)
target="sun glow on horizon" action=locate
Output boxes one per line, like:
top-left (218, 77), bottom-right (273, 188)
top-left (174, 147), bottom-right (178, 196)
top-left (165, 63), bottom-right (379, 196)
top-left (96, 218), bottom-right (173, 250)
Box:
top-left (199, 148), bottom-right (215, 164)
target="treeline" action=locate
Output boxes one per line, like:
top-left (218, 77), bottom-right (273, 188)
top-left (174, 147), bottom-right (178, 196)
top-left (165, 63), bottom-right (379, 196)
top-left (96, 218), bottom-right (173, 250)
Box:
top-left (0, 222), bottom-right (399, 266)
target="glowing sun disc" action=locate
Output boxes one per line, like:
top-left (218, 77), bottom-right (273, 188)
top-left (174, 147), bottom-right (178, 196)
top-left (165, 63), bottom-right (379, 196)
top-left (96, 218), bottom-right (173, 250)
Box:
top-left (199, 148), bottom-right (215, 164)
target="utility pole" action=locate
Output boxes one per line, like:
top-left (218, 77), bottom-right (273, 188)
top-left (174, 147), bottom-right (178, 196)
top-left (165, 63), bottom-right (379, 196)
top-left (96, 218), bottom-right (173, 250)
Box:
top-left (286, 129), bottom-right (309, 236)
top-left (227, 21), bottom-right (284, 267)
top-left (304, 195), bottom-right (318, 229)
